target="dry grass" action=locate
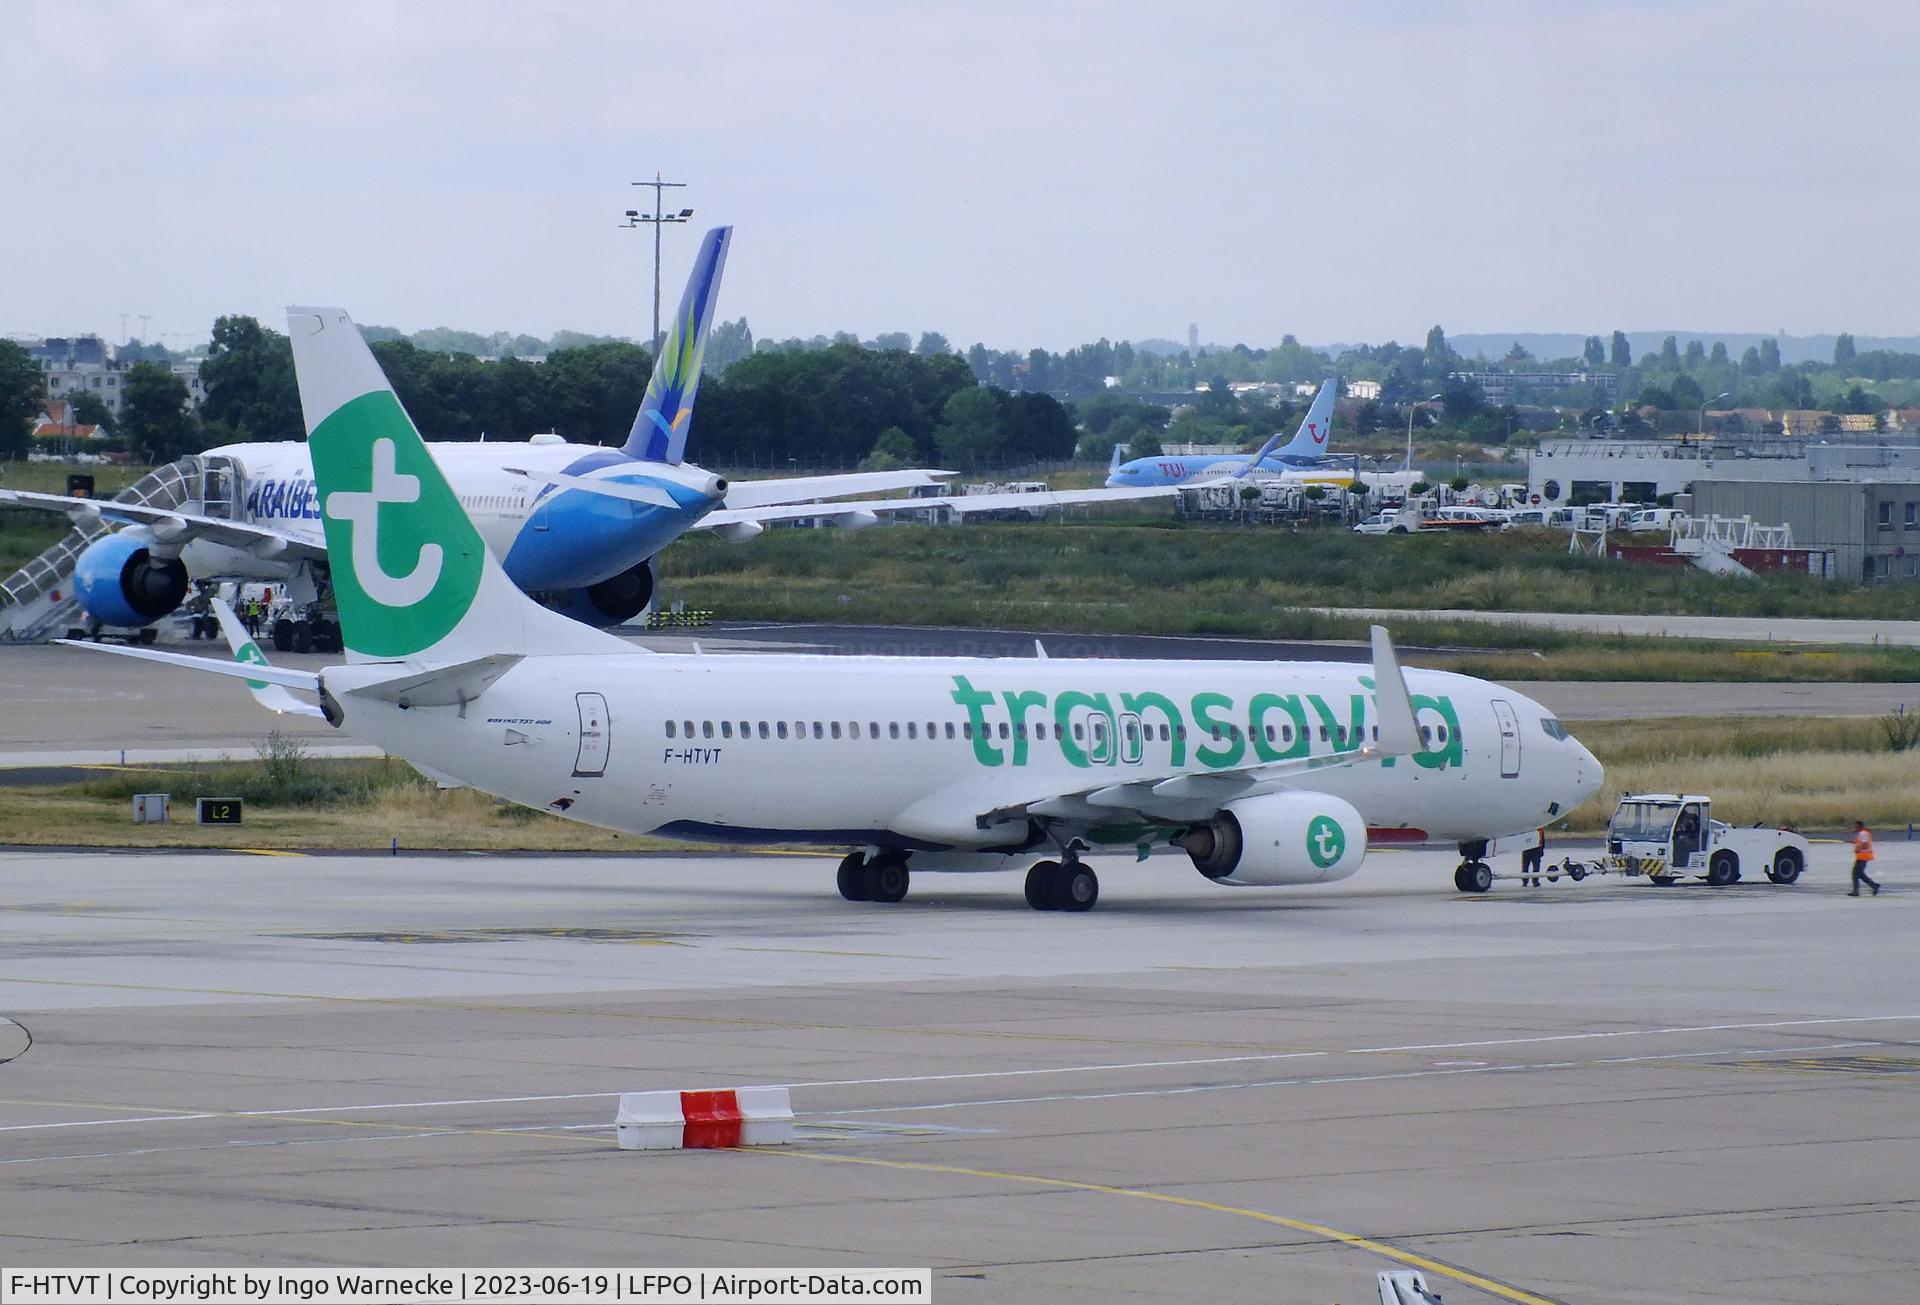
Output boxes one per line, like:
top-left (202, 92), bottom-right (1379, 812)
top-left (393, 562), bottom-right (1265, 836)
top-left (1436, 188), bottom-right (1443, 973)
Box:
top-left (1564, 715), bottom-right (1920, 832)
top-left (0, 782), bottom-right (678, 851)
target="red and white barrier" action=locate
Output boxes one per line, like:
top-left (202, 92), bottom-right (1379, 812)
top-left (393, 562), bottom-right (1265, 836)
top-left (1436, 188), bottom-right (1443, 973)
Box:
top-left (616, 1086), bottom-right (795, 1150)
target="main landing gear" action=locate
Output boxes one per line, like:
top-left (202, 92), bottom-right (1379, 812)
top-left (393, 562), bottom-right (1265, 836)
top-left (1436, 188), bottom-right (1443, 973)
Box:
top-left (837, 850), bottom-right (909, 904)
top-left (1453, 839), bottom-right (1493, 894)
top-left (1025, 857), bottom-right (1098, 912)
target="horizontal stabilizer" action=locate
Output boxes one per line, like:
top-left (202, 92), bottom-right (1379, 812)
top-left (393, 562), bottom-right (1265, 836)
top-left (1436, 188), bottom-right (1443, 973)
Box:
top-left (344, 654), bottom-right (524, 709)
top-left (56, 639), bottom-right (322, 691)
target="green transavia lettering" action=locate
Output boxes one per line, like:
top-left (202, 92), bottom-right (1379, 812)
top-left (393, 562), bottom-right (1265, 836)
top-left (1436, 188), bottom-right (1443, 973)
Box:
top-left (948, 675), bottom-right (1463, 771)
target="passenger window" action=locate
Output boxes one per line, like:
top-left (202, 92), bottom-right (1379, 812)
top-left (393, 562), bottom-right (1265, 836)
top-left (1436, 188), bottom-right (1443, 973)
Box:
top-left (963, 722), bottom-right (973, 739)
top-left (998, 723), bottom-right (1010, 739)
top-left (703, 721), bottom-right (714, 739)
top-left (1012, 723), bottom-right (1024, 739)
top-left (1074, 723), bottom-right (1085, 741)
top-left (1159, 724), bottom-right (1170, 741)
top-left (1439, 726), bottom-right (1449, 741)
top-left (776, 721), bottom-right (788, 739)
top-left (1421, 726), bottom-right (1432, 744)
top-left (946, 722), bottom-right (957, 739)
top-left (684, 720), bottom-right (694, 737)
top-left (721, 721), bottom-right (733, 738)
top-left (908, 722), bottom-right (918, 739)
top-left (758, 722), bottom-right (769, 739)
top-left (812, 722), bottom-right (823, 739)
top-left (1318, 726), bottom-right (1329, 741)
top-left (831, 722), bottom-right (842, 739)
top-left (869, 722), bottom-right (879, 739)
top-left (1174, 725), bottom-right (1186, 741)
top-left (665, 721), bottom-right (676, 738)
top-left (888, 722), bottom-right (900, 739)
top-left (1036, 723), bottom-right (1048, 740)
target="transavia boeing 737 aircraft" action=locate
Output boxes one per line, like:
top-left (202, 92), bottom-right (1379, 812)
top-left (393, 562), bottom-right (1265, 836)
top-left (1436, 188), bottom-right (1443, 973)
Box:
top-left (1105, 377), bottom-right (1349, 488)
top-left (64, 308), bottom-right (1603, 909)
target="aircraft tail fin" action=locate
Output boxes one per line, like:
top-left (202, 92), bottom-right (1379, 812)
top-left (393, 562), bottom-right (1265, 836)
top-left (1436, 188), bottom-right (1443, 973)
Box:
top-left (624, 225), bottom-right (732, 465)
top-left (287, 306), bottom-right (631, 665)
top-left (1263, 377), bottom-right (1339, 463)
top-left (1109, 442), bottom-right (1126, 474)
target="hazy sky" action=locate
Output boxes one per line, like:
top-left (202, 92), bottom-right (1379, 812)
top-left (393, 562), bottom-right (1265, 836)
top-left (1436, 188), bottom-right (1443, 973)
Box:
top-left (5, 0), bottom-right (1913, 351)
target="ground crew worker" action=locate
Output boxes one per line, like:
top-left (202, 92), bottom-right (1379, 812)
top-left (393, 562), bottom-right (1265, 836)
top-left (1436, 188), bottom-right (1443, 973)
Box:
top-left (1520, 826), bottom-right (1546, 887)
top-left (1849, 820), bottom-right (1880, 896)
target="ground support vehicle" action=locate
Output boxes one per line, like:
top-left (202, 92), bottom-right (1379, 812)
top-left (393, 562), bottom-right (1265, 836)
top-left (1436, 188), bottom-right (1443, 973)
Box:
top-left (1604, 793), bottom-right (1810, 886)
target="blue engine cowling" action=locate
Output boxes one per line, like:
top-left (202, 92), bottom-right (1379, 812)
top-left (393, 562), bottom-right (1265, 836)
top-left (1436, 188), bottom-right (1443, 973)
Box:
top-left (72, 533), bottom-right (190, 628)
top-left (538, 558), bottom-right (656, 628)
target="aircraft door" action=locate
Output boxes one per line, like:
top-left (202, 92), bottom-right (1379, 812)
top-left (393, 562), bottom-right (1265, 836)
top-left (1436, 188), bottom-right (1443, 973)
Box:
top-left (199, 455), bottom-right (241, 520)
top-left (1490, 698), bottom-right (1521, 778)
top-left (1063, 704), bottom-right (1118, 766)
top-left (573, 692), bottom-right (610, 777)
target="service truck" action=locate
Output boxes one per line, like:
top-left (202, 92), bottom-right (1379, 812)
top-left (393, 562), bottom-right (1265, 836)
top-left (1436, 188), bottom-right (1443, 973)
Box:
top-left (1606, 793), bottom-right (1810, 886)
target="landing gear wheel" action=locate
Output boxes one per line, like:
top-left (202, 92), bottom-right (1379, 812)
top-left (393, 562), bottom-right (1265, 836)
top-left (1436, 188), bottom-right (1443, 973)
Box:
top-left (272, 618), bottom-right (294, 652)
top-left (863, 854), bottom-right (909, 904)
top-left (1025, 860), bottom-right (1062, 910)
top-left (290, 620), bottom-right (313, 654)
top-left (138, 626), bottom-right (159, 645)
top-left (1453, 865), bottom-right (1471, 892)
top-left (1466, 861), bottom-right (1493, 893)
top-left (1053, 862), bottom-right (1099, 912)
top-left (1707, 851), bottom-right (1738, 887)
top-left (836, 852), bottom-right (870, 902)
top-left (1767, 848), bottom-right (1803, 885)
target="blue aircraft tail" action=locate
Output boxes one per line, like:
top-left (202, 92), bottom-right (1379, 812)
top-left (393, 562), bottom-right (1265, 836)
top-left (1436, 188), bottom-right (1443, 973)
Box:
top-left (1109, 442), bottom-right (1126, 474)
top-left (623, 226), bottom-right (732, 465)
top-left (1265, 377), bottom-right (1338, 463)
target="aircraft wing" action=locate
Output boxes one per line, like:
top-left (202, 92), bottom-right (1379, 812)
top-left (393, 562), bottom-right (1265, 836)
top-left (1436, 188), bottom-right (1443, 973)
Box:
top-left (980, 626), bottom-right (1422, 827)
top-left (697, 483), bottom-right (1178, 531)
top-left (719, 470), bottom-right (956, 509)
top-left (56, 638), bottom-right (324, 691)
top-left (0, 488), bottom-right (325, 560)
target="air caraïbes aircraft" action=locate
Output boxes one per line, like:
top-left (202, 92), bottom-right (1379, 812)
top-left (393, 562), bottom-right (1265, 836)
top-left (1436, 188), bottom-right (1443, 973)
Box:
top-left (13, 228), bottom-right (1125, 648)
top-left (63, 306), bottom-right (1604, 909)
top-left (1105, 377), bottom-right (1353, 489)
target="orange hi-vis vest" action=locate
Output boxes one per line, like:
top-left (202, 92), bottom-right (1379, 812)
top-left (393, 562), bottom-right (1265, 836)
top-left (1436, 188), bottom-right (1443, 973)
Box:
top-left (1855, 828), bottom-right (1875, 861)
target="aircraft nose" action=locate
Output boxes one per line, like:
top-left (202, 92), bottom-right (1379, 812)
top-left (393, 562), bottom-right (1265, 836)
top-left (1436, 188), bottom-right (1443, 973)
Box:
top-left (1572, 739), bottom-right (1604, 802)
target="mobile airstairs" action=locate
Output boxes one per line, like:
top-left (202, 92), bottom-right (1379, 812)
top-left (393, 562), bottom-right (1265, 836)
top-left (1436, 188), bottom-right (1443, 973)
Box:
top-left (0, 458), bottom-right (201, 643)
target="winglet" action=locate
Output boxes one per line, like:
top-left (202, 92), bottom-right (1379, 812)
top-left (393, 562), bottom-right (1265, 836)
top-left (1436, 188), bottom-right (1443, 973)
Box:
top-left (211, 597), bottom-right (325, 717)
top-left (625, 225), bottom-right (732, 464)
top-left (1369, 625), bottom-right (1422, 757)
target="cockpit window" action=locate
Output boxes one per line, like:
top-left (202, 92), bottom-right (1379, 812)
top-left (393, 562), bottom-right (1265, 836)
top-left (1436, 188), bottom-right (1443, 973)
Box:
top-left (1540, 718), bottom-right (1570, 741)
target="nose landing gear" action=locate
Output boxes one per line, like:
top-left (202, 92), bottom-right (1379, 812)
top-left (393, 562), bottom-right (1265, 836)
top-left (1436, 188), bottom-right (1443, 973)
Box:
top-left (1453, 840), bottom-right (1493, 893)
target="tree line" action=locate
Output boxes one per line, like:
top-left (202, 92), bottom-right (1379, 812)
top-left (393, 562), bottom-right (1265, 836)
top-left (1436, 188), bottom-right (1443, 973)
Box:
top-left (1, 317), bottom-right (1080, 470)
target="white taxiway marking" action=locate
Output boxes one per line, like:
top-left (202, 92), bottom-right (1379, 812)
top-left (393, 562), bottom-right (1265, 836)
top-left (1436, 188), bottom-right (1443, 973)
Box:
top-left (2, 1015), bottom-right (1913, 1135)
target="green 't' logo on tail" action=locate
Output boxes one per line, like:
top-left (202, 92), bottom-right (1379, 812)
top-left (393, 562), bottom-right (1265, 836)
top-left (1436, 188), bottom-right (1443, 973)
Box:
top-left (311, 391), bottom-right (483, 658)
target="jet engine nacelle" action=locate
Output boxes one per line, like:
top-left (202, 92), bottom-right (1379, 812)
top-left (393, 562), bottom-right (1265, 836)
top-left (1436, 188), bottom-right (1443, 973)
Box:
top-left (72, 533), bottom-right (189, 628)
top-left (540, 557), bottom-right (656, 628)
top-left (1180, 791), bottom-right (1367, 886)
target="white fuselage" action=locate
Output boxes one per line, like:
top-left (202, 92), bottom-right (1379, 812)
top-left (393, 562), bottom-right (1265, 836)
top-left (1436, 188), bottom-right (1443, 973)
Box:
top-left (185, 439), bottom-right (717, 589)
top-left (327, 653), bottom-right (1601, 862)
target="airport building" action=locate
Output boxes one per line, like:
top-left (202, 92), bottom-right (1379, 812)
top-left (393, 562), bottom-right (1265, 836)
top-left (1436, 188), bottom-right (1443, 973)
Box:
top-left (1526, 438), bottom-right (1920, 507)
top-left (1688, 478), bottom-right (1920, 584)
